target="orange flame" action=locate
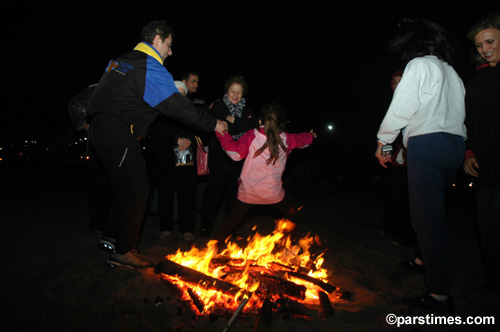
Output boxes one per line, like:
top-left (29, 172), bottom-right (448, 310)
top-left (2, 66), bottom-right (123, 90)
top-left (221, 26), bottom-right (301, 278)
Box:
top-left (160, 219), bottom-right (337, 314)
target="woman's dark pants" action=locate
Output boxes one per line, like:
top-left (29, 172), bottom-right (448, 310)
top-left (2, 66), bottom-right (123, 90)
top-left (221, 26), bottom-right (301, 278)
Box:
top-left (407, 132), bottom-right (464, 296)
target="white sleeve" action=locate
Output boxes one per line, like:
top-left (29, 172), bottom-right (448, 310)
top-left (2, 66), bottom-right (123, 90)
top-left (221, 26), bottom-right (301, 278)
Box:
top-left (377, 59), bottom-right (424, 144)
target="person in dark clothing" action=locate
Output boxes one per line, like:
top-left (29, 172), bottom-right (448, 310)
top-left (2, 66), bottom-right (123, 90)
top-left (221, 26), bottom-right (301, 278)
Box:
top-left (68, 84), bottom-right (113, 236)
top-left (381, 70), bottom-right (414, 247)
top-left (200, 75), bottom-right (258, 237)
top-left (87, 20), bottom-right (227, 269)
top-left (151, 81), bottom-right (198, 242)
top-left (68, 84), bottom-right (96, 132)
top-left (463, 13), bottom-right (500, 291)
top-left (181, 71), bottom-right (201, 102)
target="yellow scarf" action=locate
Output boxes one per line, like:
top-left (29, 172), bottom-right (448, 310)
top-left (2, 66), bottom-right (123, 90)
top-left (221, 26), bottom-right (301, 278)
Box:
top-left (133, 42), bottom-right (163, 65)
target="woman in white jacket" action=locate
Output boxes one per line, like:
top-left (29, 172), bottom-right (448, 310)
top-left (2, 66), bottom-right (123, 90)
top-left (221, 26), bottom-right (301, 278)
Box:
top-left (375, 19), bottom-right (467, 314)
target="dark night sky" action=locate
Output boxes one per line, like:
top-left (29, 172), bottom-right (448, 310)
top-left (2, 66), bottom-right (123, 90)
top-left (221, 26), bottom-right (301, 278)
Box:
top-left (3, 0), bottom-right (493, 150)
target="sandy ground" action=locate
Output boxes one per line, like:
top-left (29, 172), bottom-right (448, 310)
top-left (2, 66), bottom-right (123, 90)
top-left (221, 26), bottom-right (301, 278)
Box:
top-left (1, 164), bottom-right (498, 332)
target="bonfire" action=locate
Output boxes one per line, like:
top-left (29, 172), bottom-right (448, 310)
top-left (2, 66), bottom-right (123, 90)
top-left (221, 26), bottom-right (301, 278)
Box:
top-left (156, 219), bottom-right (340, 327)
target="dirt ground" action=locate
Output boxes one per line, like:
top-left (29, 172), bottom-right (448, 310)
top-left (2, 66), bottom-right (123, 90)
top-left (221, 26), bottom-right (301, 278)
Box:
top-left (1, 164), bottom-right (498, 332)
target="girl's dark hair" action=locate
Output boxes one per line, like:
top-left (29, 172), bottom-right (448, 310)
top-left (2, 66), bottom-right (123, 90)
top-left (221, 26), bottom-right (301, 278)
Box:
top-left (390, 18), bottom-right (455, 65)
top-left (140, 20), bottom-right (175, 44)
top-left (253, 103), bottom-right (288, 166)
top-left (224, 75), bottom-right (248, 95)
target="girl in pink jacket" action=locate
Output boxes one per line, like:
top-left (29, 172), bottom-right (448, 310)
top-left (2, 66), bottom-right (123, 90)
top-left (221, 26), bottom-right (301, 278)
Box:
top-left (213, 103), bottom-right (316, 244)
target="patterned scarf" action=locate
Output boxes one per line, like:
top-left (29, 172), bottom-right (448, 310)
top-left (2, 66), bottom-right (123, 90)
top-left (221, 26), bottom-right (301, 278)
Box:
top-left (223, 93), bottom-right (246, 139)
top-left (223, 93), bottom-right (246, 117)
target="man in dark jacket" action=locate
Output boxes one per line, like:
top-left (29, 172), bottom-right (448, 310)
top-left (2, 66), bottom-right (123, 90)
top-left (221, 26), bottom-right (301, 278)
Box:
top-left (68, 84), bottom-right (113, 237)
top-left (87, 20), bottom-right (227, 269)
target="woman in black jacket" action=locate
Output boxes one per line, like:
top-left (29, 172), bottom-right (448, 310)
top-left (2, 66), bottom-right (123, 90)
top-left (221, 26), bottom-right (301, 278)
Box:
top-left (200, 75), bottom-right (258, 237)
top-left (463, 13), bottom-right (500, 291)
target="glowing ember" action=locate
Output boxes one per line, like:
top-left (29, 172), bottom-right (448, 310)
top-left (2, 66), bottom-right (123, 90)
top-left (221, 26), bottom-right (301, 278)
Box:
top-left (158, 219), bottom-right (339, 316)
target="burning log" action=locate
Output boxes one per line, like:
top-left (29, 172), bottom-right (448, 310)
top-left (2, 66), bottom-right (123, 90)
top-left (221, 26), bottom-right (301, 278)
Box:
top-left (210, 256), bottom-right (250, 267)
top-left (219, 264), bottom-right (279, 282)
top-left (209, 254), bottom-right (335, 295)
top-left (156, 259), bottom-right (244, 297)
top-left (254, 297), bottom-right (276, 330)
top-left (187, 288), bottom-right (205, 314)
top-left (249, 273), bottom-right (306, 301)
top-left (221, 296), bottom-right (250, 332)
top-left (275, 298), bottom-right (319, 320)
top-left (268, 261), bottom-right (294, 271)
top-left (215, 263), bottom-right (308, 301)
top-left (317, 291), bottom-right (334, 318)
top-left (283, 271), bottom-right (336, 294)
top-left (157, 220), bottom-right (338, 320)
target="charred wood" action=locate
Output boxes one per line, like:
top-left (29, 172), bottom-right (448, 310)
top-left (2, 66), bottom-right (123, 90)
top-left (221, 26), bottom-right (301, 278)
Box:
top-left (254, 298), bottom-right (276, 330)
top-left (156, 259), bottom-right (243, 297)
top-left (318, 290), bottom-right (334, 318)
top-left (249, 273), bottom-right (306, 301)
top-left (187, 288), bottom-right (205, 314)
top-left (282, 271), bottom-right (336, 294)
top-left (222, 297), bottom-right (250, 332)
top-left (210, 256), bottom-right (250, 267)
top-left (275, 298), bottom-right (319, 320)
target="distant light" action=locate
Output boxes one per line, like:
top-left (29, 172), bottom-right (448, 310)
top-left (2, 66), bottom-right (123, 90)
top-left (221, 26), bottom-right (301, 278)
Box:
top-left (327, 124), bottom-right (334, 131)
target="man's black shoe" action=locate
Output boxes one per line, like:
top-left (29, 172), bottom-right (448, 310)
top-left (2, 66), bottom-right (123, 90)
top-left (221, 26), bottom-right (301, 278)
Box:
top-left (98, 236), bottom-right (116, 252)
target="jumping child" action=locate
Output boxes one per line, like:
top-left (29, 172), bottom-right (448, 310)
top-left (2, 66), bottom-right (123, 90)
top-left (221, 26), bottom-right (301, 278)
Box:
top-left (213, 103), bottom-right (317, 245)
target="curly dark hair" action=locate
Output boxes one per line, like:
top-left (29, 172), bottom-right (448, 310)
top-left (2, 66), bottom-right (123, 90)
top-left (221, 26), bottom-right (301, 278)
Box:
top-left (223, 75), bottom-right (249, 96)
top-left (390, 18), bottom-right (455, 65)
top-left (140, 20), bottom-right (175, 44)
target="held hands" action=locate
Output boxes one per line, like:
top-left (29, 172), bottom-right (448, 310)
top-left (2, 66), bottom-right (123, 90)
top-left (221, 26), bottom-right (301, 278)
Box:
top-left (310, 130), bottom-right (317, 138)
top-left (215, 119), bottom-right (228, 135)
top-left (375, 142), bottom-right (391, 169)
top-left (82, 121), bottom-right (90, 132)
top-left (463, 158), bottom-right (479, 177)
top-left (225, 114), bottom-right (252, 124)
